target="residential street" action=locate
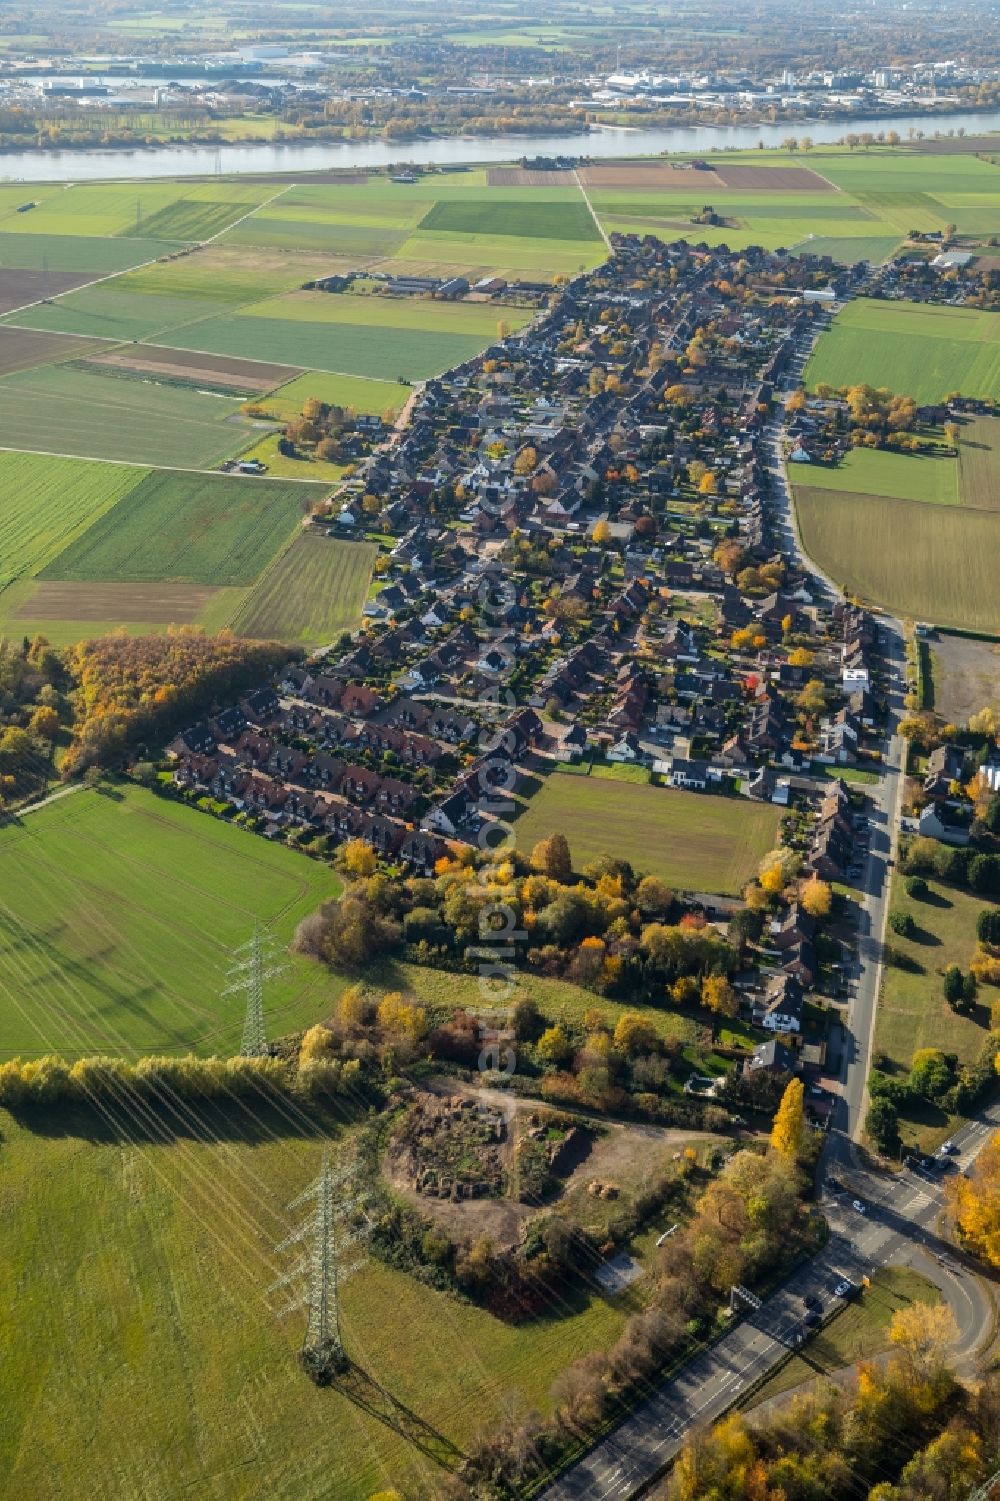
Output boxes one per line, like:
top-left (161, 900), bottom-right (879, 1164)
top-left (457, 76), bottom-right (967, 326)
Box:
top-left (540, 334), bottom-right (997, 1501)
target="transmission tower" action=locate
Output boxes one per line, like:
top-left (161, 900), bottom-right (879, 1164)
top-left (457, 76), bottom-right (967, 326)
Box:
top-left (222, 923), bottom-right (287, 1058)
top-left (269, 1153), bottom-right (370, 1383)
top-left (970, 1466), bottom-right (1000, 1501)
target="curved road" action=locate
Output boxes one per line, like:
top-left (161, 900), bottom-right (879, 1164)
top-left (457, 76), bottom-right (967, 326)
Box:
top-left (540, 322), bottom-right (997, 1501)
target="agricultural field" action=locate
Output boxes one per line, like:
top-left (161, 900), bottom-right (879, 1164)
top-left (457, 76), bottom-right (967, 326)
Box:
top-left (793, 446), bottom-right (959, 505)
top-left (804, 300), bottom-right (1000, 404)
top-left (40, 470), bottom-right (322, 587)
top-left (794, 486), bottom-right (1000, 632)
top-left (418, 197), bottom-right (601, 241)
top-left (121, 197), bottom-right (261, 242)
top-left (0, 785), bottom-right (338, 1059)
top-left (0, 1112), bottom-right (625, 1501)
top-left (84, 344), bottom-right (298, 395)
top-left (239, 289), bottom-right (531, 337)
top-left (157, 313), bottom-right (492, 381)
top-left (874, 872), bottom-right (993, 1152)
top-left (0, 231), bottom-right (172, 274)
top-left (0, 325), bottom-right (113, 377)
top-left (229, 531), bottom-right (378, 644)
top-left (0, 365), bottom-right (259, 466)
top-left (0, 450), bottom-right (147, 590)
top-left (956, 414), bottom-right (1000, 510)
top-left (515, 774), bottom-right (781, 895)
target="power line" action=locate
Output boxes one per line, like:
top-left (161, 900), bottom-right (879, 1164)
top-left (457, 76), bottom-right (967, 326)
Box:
top-left (222, 923), bottom-right (288, 1058)
top-left (270, 1152), bottom-right (369, 1384)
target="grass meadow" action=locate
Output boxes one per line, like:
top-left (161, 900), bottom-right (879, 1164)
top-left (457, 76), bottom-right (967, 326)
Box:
top-left (957, 415), bottom-right (1000, 510)
top-left (262, 370), bottom-right (410, 420)
top-left (804, 299), bottom-right (1000, 404)
top-left (40, 470), bottom-right (322, 587)
top-left (0, 786), bottom-right (339, 1059)
top-left (0, 1110), bottom-right (626, 1501)
top-left (793, 447), bottom-right (959, 505)
top-left (515, 774), bottom-right (781, 895)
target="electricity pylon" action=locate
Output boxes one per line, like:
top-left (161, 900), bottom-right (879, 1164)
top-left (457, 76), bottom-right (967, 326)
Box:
top-left (222, 923), bottom-right (287, 1058)
top-left (269, 1153), bottom-right (370, 1383)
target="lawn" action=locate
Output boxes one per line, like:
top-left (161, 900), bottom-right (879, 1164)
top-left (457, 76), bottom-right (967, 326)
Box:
top-left (794, 486), bottom-right (1000, 633)
top-left (263, 371), bottom-right (410, 421)
top-left (804, 300), bottom-right (1000, 404)
top-left (156, 313), bottom-right (491, 381)
top-left (0, 365), bottom-right (258, 467)
top-left (515, 775), bottom-right (781, 895)
top-left (0, 786), bottom-right (339, 1059)
top-left (40, 470), bottom-right (323, 587)
top-left (0, 450), bottom-right (148, 590)
top-left (229, 531), bottom-right (377, 644)
top-left (793, 447), bottom-right (958, 505)
top-left (0, 1110), bottom-right (626, 1501)
top-left (418, 198), bottom-right (601, 242)
top-left (875, 874), bottom-right (992, 1076)
top-left (746, 1268), bottom-right (942, 1408)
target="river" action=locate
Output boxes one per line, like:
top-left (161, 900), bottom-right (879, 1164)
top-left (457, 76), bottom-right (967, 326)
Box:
top-left (1, 107), bottom-right (999, 182)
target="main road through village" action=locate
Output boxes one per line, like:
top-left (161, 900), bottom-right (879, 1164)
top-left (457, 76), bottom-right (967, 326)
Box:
top-left (540, 325), bottom-right (999, 1501)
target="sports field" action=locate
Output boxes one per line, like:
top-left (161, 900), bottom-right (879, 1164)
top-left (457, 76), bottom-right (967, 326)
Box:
top-left (516, 774), bottom-right (780, 895)
top-left (804, 299), bottom-right (1000, 404)
top-left (793, 446), bottom-right (959, 505)
top-left (0, 366), bottom-right (257, 466)
top-left (795, 486), bottom-right (1000, 632)
top-left (229, 531), bottom-right (377, 644)
top-left (0, 786), bottom-right (338, 1059)
top-left (40, 470), bottom-right (321, 587)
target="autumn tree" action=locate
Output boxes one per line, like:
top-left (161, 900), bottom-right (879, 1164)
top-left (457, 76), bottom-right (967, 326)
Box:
top-left (613, 1012), bottom-right (658, 1056)
top-left (951, 1130), bottom-right (1000, 1267)
top-left (770, 1077), bottom-right (806, 1160)
top-left (530, 832), bottom-right (572, 883)
top-left (340, 838), bottom-right (378, 878)
top-left (701, 975), bottom-right (738, 1018)
top-left (592, 518), bottom-right (611, 545)
top-left (888, 1300), bottom-right (958, 1376)
top-left (800, 877), bottom-right (832, 918)
top-left (536, 1024), bottom-right (573, 1066)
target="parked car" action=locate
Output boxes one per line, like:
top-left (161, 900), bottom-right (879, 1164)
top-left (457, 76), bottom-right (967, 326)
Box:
top-left (852, 1199), bottom-right (866, 1214)
top-left (834, 1280), bottom-right (856, 1298)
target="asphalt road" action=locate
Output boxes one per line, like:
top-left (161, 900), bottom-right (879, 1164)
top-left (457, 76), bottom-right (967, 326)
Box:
top-left (540, 328), bottom-right (997, 1501)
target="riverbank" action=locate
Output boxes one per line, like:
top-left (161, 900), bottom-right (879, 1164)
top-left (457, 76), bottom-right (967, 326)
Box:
top-left (3, 108), bottom-right (1000, 182)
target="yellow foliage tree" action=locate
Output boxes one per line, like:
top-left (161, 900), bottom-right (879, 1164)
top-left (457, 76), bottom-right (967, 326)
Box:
top-left (341, 838), bottom-right (377, 878)
top-left (592, 518), bottom-right (612, 545)
top-left (299, 1024), bottom-right (334, 1065)
top-left (770, 1078), bottom-right (805, 1160)
top-left (888, 1300), bottom-right (958, 1371)
top-left (800, 877), bottom-right (832, 918)
top-left (613, 1012), bottom-right (658, 1055)
top-left (701, 975), bottom-right (738, 1018)
top-left (950, 1131), bottom-right (1000, 1267)
top-left (377, 991), bottom-right (427, 1042)
top-left (337, 984), bottom-right (366, 1030)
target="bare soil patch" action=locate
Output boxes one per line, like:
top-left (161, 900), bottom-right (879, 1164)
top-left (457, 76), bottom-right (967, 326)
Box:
top-left (15, 580), bottom-right (221, 623)
top-left (911, 136), bottom-right (1000, 153)
top-left (85, 344), bottom-right (296, 392)
top-left (930, 630), bottom-right (1000, 726)
top-left (0, 267), bottom-right (93, 314)
top-left (712, 164), bottom-right (836, 191)
top-left (579, 163), bottom-right (724, 189)
top-left (488, 167), bottom-right (578, 187)
top-left (0, 325), bottom-right (114, 377)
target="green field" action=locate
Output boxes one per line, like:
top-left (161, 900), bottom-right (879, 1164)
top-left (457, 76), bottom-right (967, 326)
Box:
top-left (229, 531), bottom-right (377, 643)
top-left (804, 300), bottom-right (1000, 404)
top-left (0, 231), bottom-right (172, 273)
top-left (795, 486), bottom-right (1000, 632)
top-left (419, 198), bottom-right (601, 242)
top-left (4, 285), bottom-right (224, 340)
top-left (157, 314), bottom-right (490, 380)
top-left (263, 371), bottom-right (410, 420)
top-left (40, 470), bottom-right (322, 587)
top-left (0, 451), bottom-right (147, 590)
top-left (874, 872), bottom-right (993, 1152)
top-left (124, 197), bottom-right (260, 242)
top-left (240, 289), bottom-right (530, 336)
top-left (0, 365), bottom-right (259, 467)
top-left (0, 1111), bottom-right (625, 1501)
top-left (0, 786), bottom-right (339, 1058)
top-left (516, 775), bottom-right (781, 895)
top-left (793, 446), bottom-right (959, 505)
